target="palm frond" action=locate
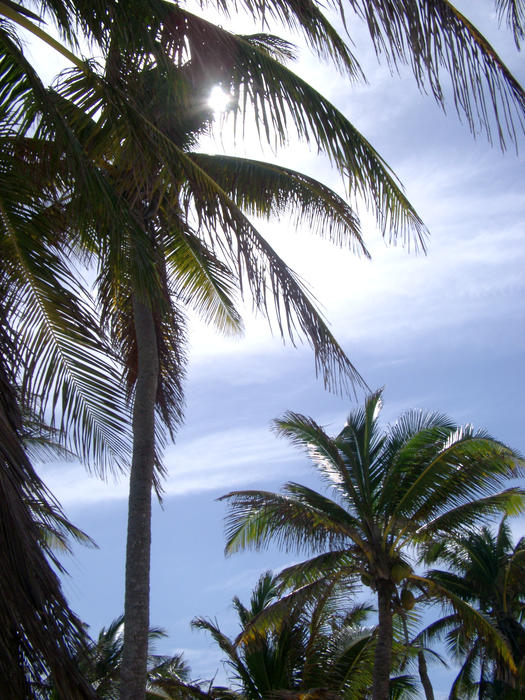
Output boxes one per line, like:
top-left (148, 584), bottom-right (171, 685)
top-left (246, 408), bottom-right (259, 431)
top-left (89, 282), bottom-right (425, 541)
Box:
top-left (164, 224), bottom-right (244, 336)
top-left (277, 551), bottom-right (360, 590)
top-left (240, 33), bottom-right (298, 63)
top-left (341, 0), bottom-right (525, 148)
top-left (191, 617), bottom-right (259, 698)
top-left (0, 142), bottom-right (133, 474)
top-left (189, 154), bottom-right (368, 257)
top-left (417, 489), bottom-right (525, 538)
top-left (234, 573), bottom-right (351, 646)
top-left (419, 576), bottom-right (516, 673)
top-left (387, 426), bottom-right (523, 530)
top-left (496, 0), bottom-right (525, 47)
top-left (220, 489), bottom-right (356, 555)
top-left (328, 627), bottom-right (376, 698)
top-left (273, 412), bottom-right (364, 504)
top-left (0, 2), bottom-right (84, 68)
top-left (0, 324), bottom-right (95, 698)
top-left (189, 0), bottom-right (363, 79)
top-left (283, 481), bottom-right (368, 547)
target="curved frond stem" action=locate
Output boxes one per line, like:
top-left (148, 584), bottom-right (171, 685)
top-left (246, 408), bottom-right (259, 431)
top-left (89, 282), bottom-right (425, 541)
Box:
top-left (0, 2), bottom-right (85, 69)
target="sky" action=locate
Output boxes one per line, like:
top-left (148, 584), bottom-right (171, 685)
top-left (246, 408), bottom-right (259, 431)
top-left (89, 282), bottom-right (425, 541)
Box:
top-left (28, 1), bottom-right (525, 697)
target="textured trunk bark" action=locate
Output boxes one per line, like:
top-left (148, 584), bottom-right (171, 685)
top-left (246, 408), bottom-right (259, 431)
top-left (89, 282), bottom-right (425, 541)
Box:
top-left (372, 580), bottom-right (394, 700)
top-left (120, 297), bottom-right (159, 700)
top-left (418, 650), bottom-right (435, 700)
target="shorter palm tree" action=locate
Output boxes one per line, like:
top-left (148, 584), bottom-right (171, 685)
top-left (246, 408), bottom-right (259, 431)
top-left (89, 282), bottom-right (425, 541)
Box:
top-left (193, 570), bottom-right (378, 700)
top-left (47, 614), bottom-right (201, 699)
top-left (420, 518), bottom-right (525, 698)
top-left (220, 391), bottom-right (525, 700)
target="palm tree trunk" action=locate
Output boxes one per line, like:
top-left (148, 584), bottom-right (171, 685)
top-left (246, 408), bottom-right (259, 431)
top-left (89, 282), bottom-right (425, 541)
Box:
top-left (120, 297), bottom-right (159, 700)
top-left (418, 650), bottom-right (435, 700)
top-left (372, 580), bottom-right (394, 700)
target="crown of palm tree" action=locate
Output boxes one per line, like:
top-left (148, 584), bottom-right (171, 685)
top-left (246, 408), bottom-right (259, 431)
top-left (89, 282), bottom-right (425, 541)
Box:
top-left (221, 391), bottom-right (525, 699)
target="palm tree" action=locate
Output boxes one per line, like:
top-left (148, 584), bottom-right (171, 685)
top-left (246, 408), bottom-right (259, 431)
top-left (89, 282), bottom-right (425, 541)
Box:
top-left (193, 570), bottom-right (379, 700)
top-left (420, 518), bottom-right (525, 698)
top-left (1, 29), bottom-right (417, 696)
top-left (46, 613), bottom-right (201, 699)
top-left (220, 391), bottom-right (525, 700)
top-left (46, 26), bottom-right (432, 696)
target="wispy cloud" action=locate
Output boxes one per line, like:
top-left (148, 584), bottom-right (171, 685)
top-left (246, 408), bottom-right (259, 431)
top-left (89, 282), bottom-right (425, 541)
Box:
top-left (38, 425), bottom-right (302, 507)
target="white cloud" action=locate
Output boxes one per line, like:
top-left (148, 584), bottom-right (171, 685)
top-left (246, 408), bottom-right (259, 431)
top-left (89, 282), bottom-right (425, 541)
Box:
top-left (38, 424), bottom-right (302, 507)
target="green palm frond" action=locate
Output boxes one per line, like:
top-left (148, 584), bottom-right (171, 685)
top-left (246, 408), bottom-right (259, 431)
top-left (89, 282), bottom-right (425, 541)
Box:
top-left (164, 225), bottom-right (244, 336)
top-left (0, 140), bottom-right (133, 474)
top-left (447, 643), bottom-right (482, 699)
top-left (191, 617), bottom-right (259, 698)
top-left (341, 0), bottom-right (525, 149)
top-left (417, 489), bottom-right (525, 538)
top-left (496, 0), bottom-right (525, 47)
top-left (386, 426), bottom-right (523, 529)
top-left (240, 33), bottom-right (298, 63)
top-left (182, 0), bottom-right (363, 80)
top-left (328, 627), bottom-right (376, 698)
top-left (273, 412), bottom-right (364, 503)
top-left (247, 570), bottom-right (282, 615)
top-left (388, 673), bottom-right (420, 699)
top-left (277, 550), bottom-right (361, 588)
top-left (0, 324), bottom-right (95, 699)
top-left (283, 482), bottom-right (368, 545)
top-left (30, 495), bottom-right (96, 556)
top-left (220, 489), bottom-right (355, 555)
top-left (422, 577), bottom-right (516, 671)
top-left (335, 391), bottom-right (386, 509)
top-left (0, 1), bottom-right (86, 68)
top-left (189, 154), bottom-right (368, 257)
top-left (233, 574), bottom-right (347, 646)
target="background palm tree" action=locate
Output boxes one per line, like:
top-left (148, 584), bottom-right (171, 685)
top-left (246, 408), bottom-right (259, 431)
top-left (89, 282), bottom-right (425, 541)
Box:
top-left (420, 518), bottom-right (525, 698)
top-left (47, 614), bottom-right (201, 699)
top-left (220, 391), bottom-right (524, 700)
top-left (193, 570), bottom-right (380, 700)
top-left (193, 569), bottom-right (440, 699)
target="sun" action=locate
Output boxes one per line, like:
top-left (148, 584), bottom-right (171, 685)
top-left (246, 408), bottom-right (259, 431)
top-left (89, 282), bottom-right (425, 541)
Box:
top-left (208, 85), bottom-right (231, 113)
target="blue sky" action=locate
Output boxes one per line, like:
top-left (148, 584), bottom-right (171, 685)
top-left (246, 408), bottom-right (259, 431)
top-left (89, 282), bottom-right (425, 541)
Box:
top-left (32, 1), bottom-right (525, 696)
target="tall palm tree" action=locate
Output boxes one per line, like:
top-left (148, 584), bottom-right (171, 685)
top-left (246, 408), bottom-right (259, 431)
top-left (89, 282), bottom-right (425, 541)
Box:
top-left (46, 26), bottom-right (432, 696)
top-left (420, 518), bottom-right (525, 698)
top-left (1, 29), bottom-right (417, 695)
top-left (220, 391), bottom-right (525, 700)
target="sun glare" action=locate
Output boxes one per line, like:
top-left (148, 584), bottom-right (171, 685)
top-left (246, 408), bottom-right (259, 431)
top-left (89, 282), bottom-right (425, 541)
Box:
top-left (208, 85), bottom-right (231, 113)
